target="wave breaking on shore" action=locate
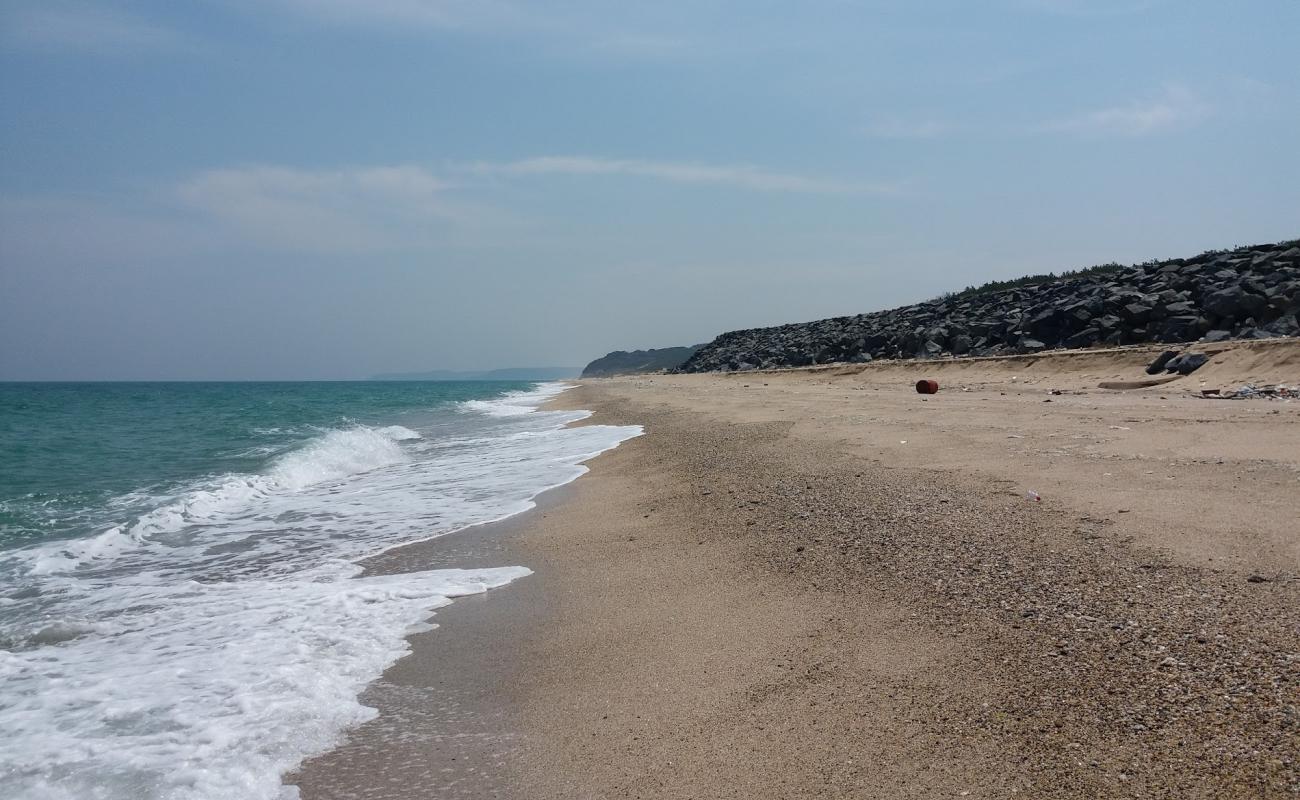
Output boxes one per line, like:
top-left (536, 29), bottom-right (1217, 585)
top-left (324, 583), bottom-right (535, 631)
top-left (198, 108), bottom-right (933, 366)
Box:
top-left (0, 382), bottom-right (641, 800)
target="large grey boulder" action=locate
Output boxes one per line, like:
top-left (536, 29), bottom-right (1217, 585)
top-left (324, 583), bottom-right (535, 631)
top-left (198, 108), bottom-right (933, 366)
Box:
top-left (1146, 350), bottom-right (1179, 374)
top-left (1264, 314), bottom-right (1300, 337)
top-left (1165, 352), bottom-right (1210, 375)
top-left (1202, 287), bottom-right (1247, 318)
top-left (1158, 316), bottom-right (1203, 342)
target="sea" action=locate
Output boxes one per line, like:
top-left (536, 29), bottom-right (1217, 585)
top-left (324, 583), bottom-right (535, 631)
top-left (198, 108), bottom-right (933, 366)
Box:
top-left (0, 381), bottom-right (641, 800)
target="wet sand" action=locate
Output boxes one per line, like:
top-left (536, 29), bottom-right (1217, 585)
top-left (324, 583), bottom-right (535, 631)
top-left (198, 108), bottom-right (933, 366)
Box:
top-left (286, 491), bottom-right (570, 800)
top-left (296, 339), bottom-right (1300, 798)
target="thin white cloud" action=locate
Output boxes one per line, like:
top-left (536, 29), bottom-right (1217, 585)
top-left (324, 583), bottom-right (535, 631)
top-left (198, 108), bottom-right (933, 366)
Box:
top-left (1040, 86), bottom-right (1210, 137)
top-left (8, 156), bottom-right (878, 261)
top-left (176, 165), bottom-right (463, 252)
top-left (3, 3), bottom-right (187, 53)
top-left (467, 156), bottom-right (888, 194)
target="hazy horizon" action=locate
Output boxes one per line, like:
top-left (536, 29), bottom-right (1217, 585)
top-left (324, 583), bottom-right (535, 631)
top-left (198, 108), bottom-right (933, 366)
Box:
top-left (2, 1), bottom-right (1298, 380)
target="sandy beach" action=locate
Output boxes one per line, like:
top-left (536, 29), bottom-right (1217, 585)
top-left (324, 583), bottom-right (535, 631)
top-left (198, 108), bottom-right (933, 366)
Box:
top-left (295, 339), bottom-right (1299, 799)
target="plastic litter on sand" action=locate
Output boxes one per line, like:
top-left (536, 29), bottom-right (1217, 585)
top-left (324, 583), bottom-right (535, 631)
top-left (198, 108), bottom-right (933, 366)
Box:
top-left (1199, 383), bottom-right (1297, 400)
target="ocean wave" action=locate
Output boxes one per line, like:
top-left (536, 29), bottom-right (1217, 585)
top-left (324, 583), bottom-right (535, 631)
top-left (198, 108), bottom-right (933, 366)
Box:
top-left (269, 426), bottom-right (414, 490)
top-left (0, 565), bottom-right (531, 800)
top-left (26, 527), bottom-right (146, 576)
top-left (375, 425), bottom-right (422, 441)
top-left (11, 424), bottom-right (423, 576)
top-left (458, 381), bottom-right (571, 418)
top-left (0, 381), bottom-right (642, 800)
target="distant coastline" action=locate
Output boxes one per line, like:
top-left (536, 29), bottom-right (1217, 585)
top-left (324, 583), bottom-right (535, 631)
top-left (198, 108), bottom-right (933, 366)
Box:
top-left (370, 367), bottom-right (580, 381)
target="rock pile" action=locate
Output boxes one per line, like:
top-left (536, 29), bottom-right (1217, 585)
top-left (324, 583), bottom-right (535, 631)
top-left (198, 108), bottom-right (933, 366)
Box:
top-left (679, 240), bottom-right (1300, 373)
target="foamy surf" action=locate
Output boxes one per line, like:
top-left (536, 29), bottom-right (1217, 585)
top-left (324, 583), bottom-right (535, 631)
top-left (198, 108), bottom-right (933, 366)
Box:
top-left (1, 566), bottom-right (530, 800)
top-left (458, 381), bottom-right (572, 417)
top-left (15, 423), bottom-right (424, 576)
top-left (0, 382), bottom-right (641, 800)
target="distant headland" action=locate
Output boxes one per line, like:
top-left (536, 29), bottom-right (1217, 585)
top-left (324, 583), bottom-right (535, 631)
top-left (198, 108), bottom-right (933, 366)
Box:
top-left (371, 367), bottom-right (581, 381)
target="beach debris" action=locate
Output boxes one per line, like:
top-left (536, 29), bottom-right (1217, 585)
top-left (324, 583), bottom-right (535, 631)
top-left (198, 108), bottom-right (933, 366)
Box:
top-left (899, 440), bottom-right (907, 444)
top-left (1109, 425), bottom-right (1131, 430)
top-left (1025, 490), bottom-right (1041, 502)
top-left (1196, 383), bottom-right (1297, 400)
top-left (915, 379), bottom-right (939, 394)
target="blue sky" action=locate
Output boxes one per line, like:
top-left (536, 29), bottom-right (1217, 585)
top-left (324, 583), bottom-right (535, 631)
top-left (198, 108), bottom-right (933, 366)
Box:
top-left (1, 0), bottom-right (1297, 379)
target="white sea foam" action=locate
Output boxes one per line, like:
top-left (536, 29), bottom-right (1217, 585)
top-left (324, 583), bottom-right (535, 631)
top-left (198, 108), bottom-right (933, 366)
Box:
top-left (0, 565), bottom-right (529, 800)
top-left (15, 424), bottom-right (423, 576)
top-left (269, 425), bottom-right (412, 490)
top-left (0, 384), bottom-right (642, 800)
top-left (376, 425), bottom-right (422, 440)
top-left (458, 381), bottom-right (571, 417)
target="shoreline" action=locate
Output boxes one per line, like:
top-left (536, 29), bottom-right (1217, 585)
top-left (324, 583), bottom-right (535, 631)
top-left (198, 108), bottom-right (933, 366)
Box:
top-left (296, 347), bottom-right (1298, 798)
top-left (289, 381), bottom-right (633, 799)
top-left (286, 484), bottom-right (575, 799)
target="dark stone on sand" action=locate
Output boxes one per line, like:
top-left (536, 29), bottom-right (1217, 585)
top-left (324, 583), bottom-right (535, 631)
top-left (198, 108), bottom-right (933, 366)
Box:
top-left (1146, 350), bottom-right (1179, 375)
top-left (1165, 352), bottom-right (1210, 375)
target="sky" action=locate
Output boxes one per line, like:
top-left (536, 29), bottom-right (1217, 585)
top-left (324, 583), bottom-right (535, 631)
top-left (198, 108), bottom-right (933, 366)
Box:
top-left (1, 1), bottom-right (1297, 380)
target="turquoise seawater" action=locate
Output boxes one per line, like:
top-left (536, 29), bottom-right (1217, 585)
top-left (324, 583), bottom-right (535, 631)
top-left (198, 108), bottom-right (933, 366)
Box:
top-left (0, 381), bottom-right (642, 800)
top-left (0, 381), bottom-right (532, 552)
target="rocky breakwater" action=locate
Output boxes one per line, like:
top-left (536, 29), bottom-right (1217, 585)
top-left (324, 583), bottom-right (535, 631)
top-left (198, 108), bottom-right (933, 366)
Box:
top-left (679, 240), bottom-right (1300, 373)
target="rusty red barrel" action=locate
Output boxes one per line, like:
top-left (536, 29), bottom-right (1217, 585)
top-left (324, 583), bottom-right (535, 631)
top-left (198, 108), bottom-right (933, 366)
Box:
top-left (915, 379), bottom-right (939, 394)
